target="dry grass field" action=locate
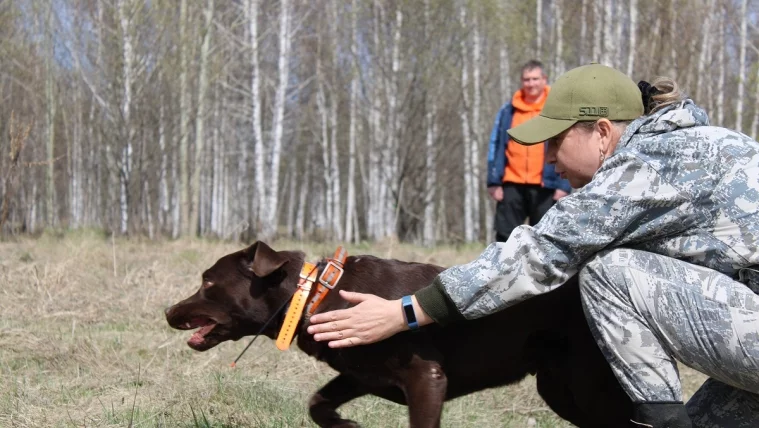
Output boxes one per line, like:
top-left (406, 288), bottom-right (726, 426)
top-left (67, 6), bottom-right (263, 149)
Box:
top-left (0, 232), bottom-right (707, 427)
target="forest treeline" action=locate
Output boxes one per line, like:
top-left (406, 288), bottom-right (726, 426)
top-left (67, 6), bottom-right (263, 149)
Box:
top-left (0, 0), bottom-right (757, 243)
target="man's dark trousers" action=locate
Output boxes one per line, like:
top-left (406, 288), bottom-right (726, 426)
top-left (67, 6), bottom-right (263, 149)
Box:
top-left (494, 183), bottom-right (555, 242)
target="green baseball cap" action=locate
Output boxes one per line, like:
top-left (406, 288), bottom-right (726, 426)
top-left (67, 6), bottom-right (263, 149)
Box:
top-left (507, 63), bottom-right (644, 145)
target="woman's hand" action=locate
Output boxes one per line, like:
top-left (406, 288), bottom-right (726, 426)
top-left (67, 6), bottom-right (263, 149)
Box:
top-left (306, 290), bottom-right (408, 348)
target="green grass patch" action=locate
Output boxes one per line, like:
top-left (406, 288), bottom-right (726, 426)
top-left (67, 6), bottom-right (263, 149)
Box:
top-left (0, 236), bottom-right (708, 427)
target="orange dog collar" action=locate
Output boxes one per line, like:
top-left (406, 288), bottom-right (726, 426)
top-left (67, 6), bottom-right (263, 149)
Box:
top-left (275, 262), bottom-right (317, 350)
top-left (305, 246), bottom-right (347, 318)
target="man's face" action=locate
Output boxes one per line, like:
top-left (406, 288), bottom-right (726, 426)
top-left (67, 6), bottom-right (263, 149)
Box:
top-left (521, 68), bottom-right (547, 100)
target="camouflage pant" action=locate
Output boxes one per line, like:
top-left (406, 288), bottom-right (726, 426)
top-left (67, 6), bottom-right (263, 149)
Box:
top-left (580, 248), bottom-right (759, 427)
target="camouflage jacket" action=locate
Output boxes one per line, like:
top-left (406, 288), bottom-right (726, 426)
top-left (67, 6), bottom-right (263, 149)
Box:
top-left (416, 101), bottom-right (759, 323)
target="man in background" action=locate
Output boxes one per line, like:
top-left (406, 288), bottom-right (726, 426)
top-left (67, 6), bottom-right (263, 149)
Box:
top-left (486, 60), bottom-right (571, 242)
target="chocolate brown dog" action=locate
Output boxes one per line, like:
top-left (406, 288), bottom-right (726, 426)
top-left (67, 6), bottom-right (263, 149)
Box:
top-left (165, 241), bottom-right (633, 427)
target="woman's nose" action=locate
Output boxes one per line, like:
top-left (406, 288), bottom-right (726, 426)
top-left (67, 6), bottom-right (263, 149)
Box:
top-left (546, 144), bottom-right (558, 164)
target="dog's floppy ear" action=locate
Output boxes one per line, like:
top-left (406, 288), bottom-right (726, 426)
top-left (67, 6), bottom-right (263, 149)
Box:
top-left (244, 241), bottom-right (289, 277)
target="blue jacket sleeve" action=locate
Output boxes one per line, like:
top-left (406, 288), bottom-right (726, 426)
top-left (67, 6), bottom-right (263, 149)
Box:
top-left (487, 104), bottom-right (512, 187)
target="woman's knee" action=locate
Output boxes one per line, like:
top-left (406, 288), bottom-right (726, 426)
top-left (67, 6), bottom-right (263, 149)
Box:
top-left (578, 248), bottom-right (637, 297)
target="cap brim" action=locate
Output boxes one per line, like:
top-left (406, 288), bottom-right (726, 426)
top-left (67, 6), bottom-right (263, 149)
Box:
top-left (507, 116), bottom-right (578, 145)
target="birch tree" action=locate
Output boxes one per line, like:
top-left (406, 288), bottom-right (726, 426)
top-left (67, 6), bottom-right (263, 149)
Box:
top-left (345, 0), bottom-right (359, 243)
top-left (736, 0), bottom-right (748, 132)
top-left (315, 0), bottom-right (342, 240)
top-left (716, 3), bottom-right (725, 127)
top-left (580, 0), bottom-right (588, 64)
top-left (247, 0), bottom-right (265, 232)
top-left (536, 0), bottom-right (543, 57)
top-left (592, 1), bottom-right (602, 62)
top-left (459, 3), bottom-right (475, 242)
top-left (422, 0), bottom-right (437, 246)
top-left (695, 0), bottom-right (715, 104)
top-left (751, 63), bottom-right (759, 139)
top-left (178, 0), bottom-right (191, 236)
top-left (2, 0), bottom-right (758, 243)
top-left (192, 0), bottom-right (215, 236)
top-left (552, 0), bottom-right (564, 77)
top-left (260, 0), bottom-right (293, 239)
top-left (601, 0), bottom-right (614, 66)
top-left (44, 3), bottom-right (57, 228)
top-left (117, 0), bottom-right (137, 234)
top-left (626, 0), bottom-right (637, 76)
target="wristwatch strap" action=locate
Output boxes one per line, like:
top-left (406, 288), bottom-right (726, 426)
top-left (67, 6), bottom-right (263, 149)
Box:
top-left (401, 295), bottom-right (419, 330)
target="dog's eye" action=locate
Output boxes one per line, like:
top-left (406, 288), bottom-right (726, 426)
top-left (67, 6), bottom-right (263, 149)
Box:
top-left (202, 281), bottom-right (214, 289)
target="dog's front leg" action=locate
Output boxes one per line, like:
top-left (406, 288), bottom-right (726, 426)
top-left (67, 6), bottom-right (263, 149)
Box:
top-left (400, 356), bottom-right (448, 428)
top-left (309, 373), bottom-right (367, 428)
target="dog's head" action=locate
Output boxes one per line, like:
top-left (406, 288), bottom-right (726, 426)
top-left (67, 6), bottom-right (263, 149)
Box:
top-left (165, 241), bottom-right (303, 351)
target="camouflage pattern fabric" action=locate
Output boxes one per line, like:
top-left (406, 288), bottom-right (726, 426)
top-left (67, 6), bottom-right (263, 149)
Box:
top-left (687, 379), bottom-right (759, 427)
top-left (582, 248), bottom-right (759, 426)
top-left (434, 101), bottom-right (759, 420)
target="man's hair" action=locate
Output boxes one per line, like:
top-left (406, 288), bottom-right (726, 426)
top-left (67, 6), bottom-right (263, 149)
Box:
top-left (521, 60), bottom-right (546, 78)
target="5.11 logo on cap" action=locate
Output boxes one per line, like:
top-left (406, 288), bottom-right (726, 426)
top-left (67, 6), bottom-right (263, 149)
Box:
top-left (578, 107), bottom-right (609, 117)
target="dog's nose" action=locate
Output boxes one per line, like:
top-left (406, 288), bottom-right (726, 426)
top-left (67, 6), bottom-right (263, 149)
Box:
top-left (164, 306), bottom-right (173, 317)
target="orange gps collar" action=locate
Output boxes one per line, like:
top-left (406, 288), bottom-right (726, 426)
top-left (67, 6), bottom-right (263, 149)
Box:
top-left (275, 262), bottom-right (318, 350)
top-left (274, 247), bottom-right (348, 351)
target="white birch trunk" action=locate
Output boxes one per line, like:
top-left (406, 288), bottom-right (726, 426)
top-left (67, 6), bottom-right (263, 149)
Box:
top-left (736, 0), bottom-right (747, 132)
top-left (647, 15), bottom-right (661, 77)
top-left (296, 144), bottom-right (313, 239)
top-left (459, 4), bottom-right (475, 242)
top-left (716, 4), bottom-right (725, 127)
top-left (118, 0), bottom-right (134, 234)
top-left (211, 87), bottom-right (222, 235)
top-left (601, 0), bottom-right (613, 66)
top-left (171, 140), bottom-right (180, 239)
top-left (345, 0), bottom-right (359, 243)
top-left (68, 82), bottom-right (83, 227)
top-left (286, 161), bottom-right (296, 237)
top-left (614, 0), bottom-right (623, 69)
top-left (552, 0), bottom-right (564, 78)
top-left (580, 0), bottom-right (588, 64)
top-left (471, 20), bottom-right (481, 240)
top-left (423, 0), bottom-right (437, 246)
top-left (144, 177), bottom-right (154, 238)
top-left (626, 0), bottom-right (637, 76)
top-left (261, 0), bottom-right (292, 239)
top-left (192, 0), bottom-right (214, 236)
top-left (247, 0), bottom-right (265, 230)
top-left (178, 0), bottom-right (190, 236)
top-left (158, 85), bottom-right (169, 230)
top-left (367, 1), bottom-right (385, 240)
top-left (536, 0), bottom-right (542, 57)
top-left (750, 64), bottom-right (759, 139)
top-left (592, 1), bottom-right (602, 62)
top-left (668, 2), bottom-right (677, 76)
top-left (423, 101), bottom-right (438, 246)
top-left (315, 20), bottom-right (340, 240)
top-left (329, 1), bottom-right (342, 240)
top-left (499, 43), bottom-right (511, 101)
top-left (87, 92), bottom-right (99, 225)
top-left (383, 8), bottom-right (402, 239)
top-left (215, 89), bottom-right (229, 238)
top-left (45, 5), bottom-right (57, 228)
top-left (316, 53), bottom-right (333, 234)
top-left (695, 0), bottom-right (714, 104)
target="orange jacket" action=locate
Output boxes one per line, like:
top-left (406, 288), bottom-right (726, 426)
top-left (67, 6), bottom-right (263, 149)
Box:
top-left (503, 86), bottom-right (550, 185)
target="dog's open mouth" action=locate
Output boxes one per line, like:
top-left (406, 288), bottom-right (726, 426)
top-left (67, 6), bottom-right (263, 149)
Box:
top-left (181, 317), bottom-right (218, 348)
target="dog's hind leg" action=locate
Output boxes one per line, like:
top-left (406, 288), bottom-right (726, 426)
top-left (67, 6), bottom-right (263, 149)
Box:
top-left (308, 373), bottom-right (367, 428)
top-left (399, 356), bottom-right (448, 428)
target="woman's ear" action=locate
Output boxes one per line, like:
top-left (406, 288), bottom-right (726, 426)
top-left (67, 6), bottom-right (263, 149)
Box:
top-left (595, 118), bottom-right (614, 153)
